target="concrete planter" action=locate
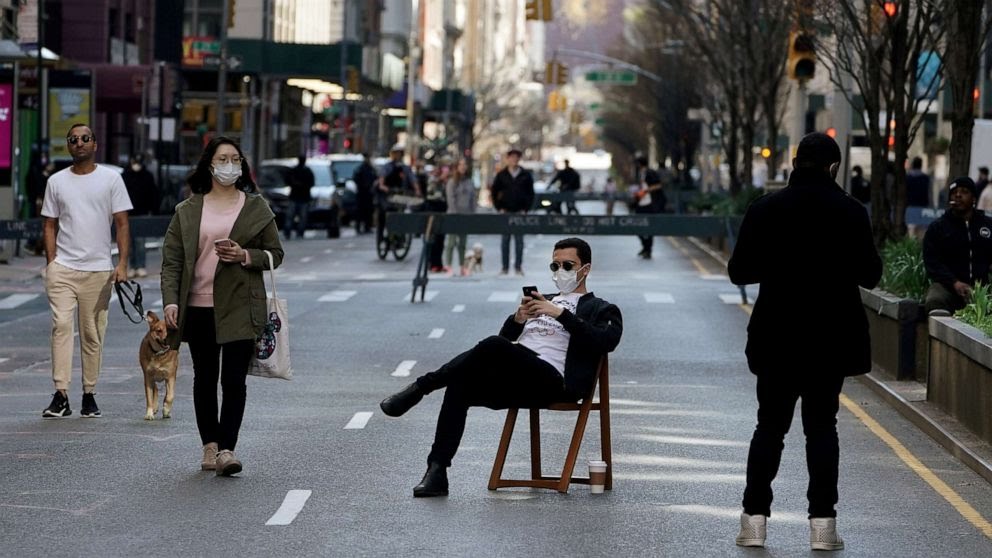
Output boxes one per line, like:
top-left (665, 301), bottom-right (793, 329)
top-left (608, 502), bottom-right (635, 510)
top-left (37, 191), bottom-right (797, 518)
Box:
top-left (860, 288), bottom-right (928, 382)
top-left (928, 317), bottom-right (992, 445)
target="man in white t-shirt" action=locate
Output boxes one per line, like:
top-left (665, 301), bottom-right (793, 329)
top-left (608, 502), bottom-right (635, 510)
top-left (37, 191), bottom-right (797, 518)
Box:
top-left (41, 123), bottom-right (133, 419)
top-left (380, 237), bottom-right (623, 497)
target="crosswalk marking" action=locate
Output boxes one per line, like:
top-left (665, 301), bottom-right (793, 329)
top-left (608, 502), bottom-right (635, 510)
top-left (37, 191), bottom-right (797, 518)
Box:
top-left (428, 328), bottom-right (445, 339)
top-left (0, 294), bottom-right (39, 309)
top-left (720, 293), bottom-right (753, 304)
top-left (356, 273), bottom-right (386, 280)
top-left (265, 490), bottom-right (313, 526)
top-left (452, 304), bottom-right (465, 313)
top-left (644, 292), bottom-right (675, 303)
top-left (700, 274), bottom-right (729, 281)
top-left (404, 291), bottom-right (438, 302)
top-left (392, 360), bottom-right (416, 377)
top-left (343, 412), bottom-right (373, 430)
top-left (300, 256), bottom-right (313, 263)
top-left (487, 291), bottom-right (519, 302)
top-left (318, 290), bottom-right (357, 302)
top-left (323, 248), bottom-right (334, 254)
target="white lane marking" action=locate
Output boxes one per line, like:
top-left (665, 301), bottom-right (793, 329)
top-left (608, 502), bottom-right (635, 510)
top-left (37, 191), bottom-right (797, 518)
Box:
top-left (720, 293), bottom-right (753, 304)
top-left (428, 328), bottom-right (445, 339)
top-left (644, 292), bottom-right (675, 303)
top-left (264, 490), bottom-right (313, 526)
top-left (404, 291), bottom-right (438, 302)
top-left (392, 360), bottom-right (416, 377)
top-left (344, 412), bottom-right (373, 430)
top-left (323, 248), bottom-right (334, 254)
top-left (0, 358), bottom-right (9, 364)
top-left (487, 291), bottom-right (518, 302)
top-left (300, 256), bottom-right (313, 263)
top-left (357, 273), bottom-right (386, 280)
top-left (286, 274), bottom-right (317, 281)
top-left (0, 294), bottom-right (39, 309)
top-left (700, 274), bottom-right (728, 281)
top-left (452, 304), bottom-right (465, 313)
top-left (318, 290), bottom-right (357, 302)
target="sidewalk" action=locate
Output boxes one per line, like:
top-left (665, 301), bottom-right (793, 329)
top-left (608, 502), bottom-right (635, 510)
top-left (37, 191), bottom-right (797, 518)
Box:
top-left (687, 236), bottom-right (992, 486)
top-left (0, 253), bottom-right (46, 283)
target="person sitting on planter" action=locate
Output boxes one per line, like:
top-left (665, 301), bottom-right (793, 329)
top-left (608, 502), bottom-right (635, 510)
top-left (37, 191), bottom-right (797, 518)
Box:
top-left (922, 177), bottom-right (992, 316)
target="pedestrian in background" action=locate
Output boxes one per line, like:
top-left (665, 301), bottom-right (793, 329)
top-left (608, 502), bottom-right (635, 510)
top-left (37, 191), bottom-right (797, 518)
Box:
top-left (284, 155), bottom-right (314, 240)
top-left (122, 153), bottom-right (159, 278)
top-left (376, 144), bottom-right (417, 242)
top-left (490, 148), bottom-right (534, 275)
top-left (729, 132), bottom-right (882, 551)
top-left (548, 159), bottom-right (581, 214)
top-left (976, 168), bottom-right (992, 211)
top-left (905, 157), bottom-right (930, 208)
top-left (634, 156), bottom-right (665, 260)
top-left (975, 166), bottom-right (989, 200)
top-left (444, 158), bottom-right (477, 275)
top-left (160, 137), bottom-right (284, 476)
top-left (603, 176), bottom-right (618, 216)
top-left (922, 177), bottom-right (992, 316)
top-left (352, 153), bottom-right (377, 234)
top-left (41, 124), bottom-right (132, 419)
top-left (849, 165), bottom-right (869, 204)
top-left (426, 163), bottom-right (448, 272)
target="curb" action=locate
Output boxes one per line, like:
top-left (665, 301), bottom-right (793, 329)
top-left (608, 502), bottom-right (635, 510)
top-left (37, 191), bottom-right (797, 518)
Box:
top-left (857, 373), bottom-right (992, 485)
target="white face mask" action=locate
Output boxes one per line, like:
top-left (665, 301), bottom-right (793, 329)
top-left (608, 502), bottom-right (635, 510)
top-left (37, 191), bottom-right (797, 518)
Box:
top-left (553, 264), bottom-right (587, 295)
top-left (211, 162), bottom-right (241, 186)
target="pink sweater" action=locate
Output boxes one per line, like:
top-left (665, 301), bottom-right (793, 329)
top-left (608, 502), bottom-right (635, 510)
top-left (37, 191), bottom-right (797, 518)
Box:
top-left (188, 192), bottom-right (246, 307)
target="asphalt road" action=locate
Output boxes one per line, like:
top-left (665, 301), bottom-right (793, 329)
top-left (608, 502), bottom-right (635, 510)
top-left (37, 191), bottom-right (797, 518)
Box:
top-left (3, 209), bottom-right (992, 557)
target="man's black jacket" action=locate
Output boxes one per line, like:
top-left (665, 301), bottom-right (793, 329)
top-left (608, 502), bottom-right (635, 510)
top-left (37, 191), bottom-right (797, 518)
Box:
top-left (498, 292), bottom-right (622, 399)
top-left (491, 168), bottom-right (535, 212)
top-left (550, 167), bottom-right (580, 192)
top-left (728, 168), bottom-right (882, 377)
top-left (923, 209), bottom-right (992, 290)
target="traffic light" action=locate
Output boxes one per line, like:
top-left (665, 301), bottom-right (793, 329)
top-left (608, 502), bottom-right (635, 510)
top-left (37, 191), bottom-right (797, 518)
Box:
top-left (547, 90), bottom-right (567, 112)
top-left (346, 67), bottom-right (360, 93)
top-left (556, 63), bottom-right (568, 85)
top-left (227, 0), bottom-right (236, 28)
top-left (545, 62), bottom-right (568, 85)
top-left (787, 31), bottom-right (815, 81)
top-left (525, 0), bottom-right (553, 21)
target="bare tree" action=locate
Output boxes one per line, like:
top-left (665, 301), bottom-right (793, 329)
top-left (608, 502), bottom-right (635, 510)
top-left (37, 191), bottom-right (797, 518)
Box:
top-left (943, 0), bottom-right (992, 178)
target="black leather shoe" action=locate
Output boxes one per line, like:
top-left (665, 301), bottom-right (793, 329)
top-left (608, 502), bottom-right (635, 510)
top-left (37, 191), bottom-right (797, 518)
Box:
top-left (413, 463), bottom-right (449, 497)
top-left (380, 382), bottom-right (424, 417)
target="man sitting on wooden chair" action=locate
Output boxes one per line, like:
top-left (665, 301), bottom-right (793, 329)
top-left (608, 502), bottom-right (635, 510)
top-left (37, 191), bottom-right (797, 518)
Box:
top-left (380, 237), bottom-right (623, 497)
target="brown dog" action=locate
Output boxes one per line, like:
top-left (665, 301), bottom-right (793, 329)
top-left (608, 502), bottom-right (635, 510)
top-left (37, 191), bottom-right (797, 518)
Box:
top-left (140, 310), bottom-right (179, 420)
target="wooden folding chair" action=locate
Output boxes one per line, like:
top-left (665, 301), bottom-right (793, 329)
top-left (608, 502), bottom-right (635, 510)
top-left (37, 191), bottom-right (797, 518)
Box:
top-left (487, 357), bottom-right (612, 494)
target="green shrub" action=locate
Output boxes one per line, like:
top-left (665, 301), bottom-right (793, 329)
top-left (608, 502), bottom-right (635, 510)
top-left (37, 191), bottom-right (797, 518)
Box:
top-left (879, 237), bottom-right (929, 302)
top-left (713, 187), bottom-right (764, 216)
top-left (955, 282), bottom-right (992, 337)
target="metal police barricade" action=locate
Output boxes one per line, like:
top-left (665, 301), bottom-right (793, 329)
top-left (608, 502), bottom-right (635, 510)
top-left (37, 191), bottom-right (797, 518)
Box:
top-left (0, 216), bottom-right (174, 241)
top-left (386, 213), bottom-right (745, 303)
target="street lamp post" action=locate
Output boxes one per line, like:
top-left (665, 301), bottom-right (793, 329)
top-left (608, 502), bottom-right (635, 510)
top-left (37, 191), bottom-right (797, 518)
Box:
top-left (405, 0), bottom-right (419, 163)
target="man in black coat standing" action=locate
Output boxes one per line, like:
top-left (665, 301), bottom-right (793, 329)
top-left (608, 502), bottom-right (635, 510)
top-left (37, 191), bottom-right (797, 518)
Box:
top-left (122, 154), bottom-right (159, 278)
top-left (352, 153), bottom-right (377, 234)
top-left (922, 177), bottom-right (992, 315)
top-left (490, 148), bottom-right (535, 274)
top-left (728, 133), bottom-right (882, 552)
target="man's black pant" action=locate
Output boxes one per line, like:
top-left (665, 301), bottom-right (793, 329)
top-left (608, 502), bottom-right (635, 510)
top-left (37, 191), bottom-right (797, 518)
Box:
top-left (415, 336), bottom-right (570, 467)
top-left (634, 204), bottom-right (658, 255)
top-left (742, 372), bottom-right (845, 518)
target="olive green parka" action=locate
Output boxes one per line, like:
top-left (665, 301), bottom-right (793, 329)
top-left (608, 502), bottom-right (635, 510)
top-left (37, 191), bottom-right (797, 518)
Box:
top-left (160, 193), bottom-right (284, 348)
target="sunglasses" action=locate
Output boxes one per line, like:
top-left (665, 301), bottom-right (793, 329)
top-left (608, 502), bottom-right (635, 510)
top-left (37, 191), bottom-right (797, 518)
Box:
top-left (66, 135), bottom-right (95, 145)
top-left (549, 261), bottom-right (581, 272)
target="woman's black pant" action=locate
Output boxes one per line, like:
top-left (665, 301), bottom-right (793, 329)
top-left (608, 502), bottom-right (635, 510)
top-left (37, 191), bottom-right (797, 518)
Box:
top-left (742, 372), bottom-right (845, 518)
top-left (416, 336), bottom-right (570, 467)
top-left (185, 306), bottom-right (255, 452)
top-left (635, 205), bottom-right (658, 254)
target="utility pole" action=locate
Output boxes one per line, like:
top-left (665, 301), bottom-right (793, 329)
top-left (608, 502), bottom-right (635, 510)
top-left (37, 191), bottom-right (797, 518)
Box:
top-left (405, 0), bottom-right (419, 163)
top-left (217, 0), bottom-right (230, 135)
top-left (36, 0), bottom-right (46, 165)
top-left (339, 0), bottom-right (349, 152)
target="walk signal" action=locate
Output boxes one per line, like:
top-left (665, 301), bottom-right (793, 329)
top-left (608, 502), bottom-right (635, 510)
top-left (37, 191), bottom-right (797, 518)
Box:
top-left (525, 0), bottom-right (553, 21)
top-left (787, 31), bottom-right (815, 81)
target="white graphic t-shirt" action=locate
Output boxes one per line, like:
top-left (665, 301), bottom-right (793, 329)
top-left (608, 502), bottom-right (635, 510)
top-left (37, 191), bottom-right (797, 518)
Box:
top-left (517, 293), bottom-right (582, 376)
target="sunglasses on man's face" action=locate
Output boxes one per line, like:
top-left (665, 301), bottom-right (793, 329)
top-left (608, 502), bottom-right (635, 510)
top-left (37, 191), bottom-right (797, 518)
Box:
top-left (66, 135), bottom-right (95, 145)
top-left (549, 261), bottom-right (581, 272)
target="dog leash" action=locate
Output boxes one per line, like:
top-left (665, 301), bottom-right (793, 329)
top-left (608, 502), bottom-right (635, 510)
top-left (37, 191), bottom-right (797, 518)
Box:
top-left (115, 280), bottom-right (145, 324)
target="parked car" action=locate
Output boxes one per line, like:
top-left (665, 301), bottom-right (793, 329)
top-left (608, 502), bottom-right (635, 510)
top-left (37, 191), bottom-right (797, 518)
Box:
top-left (258, 155), bottom-right (363, 232)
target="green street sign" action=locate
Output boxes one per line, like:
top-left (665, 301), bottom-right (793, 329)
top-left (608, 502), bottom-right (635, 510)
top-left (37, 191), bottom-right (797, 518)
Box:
top-left (393, 118), bottom-right (408, 128)
top-left (584, 70), bottom-right (637, 85)
top-left (589, 103), bottom-right (602, 110)
top-left (594, 118), bottom-right (605, 126)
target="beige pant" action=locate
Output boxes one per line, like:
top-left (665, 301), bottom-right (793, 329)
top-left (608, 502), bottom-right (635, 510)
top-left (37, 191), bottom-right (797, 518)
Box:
top-left (45, 262), bottom-right (113, 393)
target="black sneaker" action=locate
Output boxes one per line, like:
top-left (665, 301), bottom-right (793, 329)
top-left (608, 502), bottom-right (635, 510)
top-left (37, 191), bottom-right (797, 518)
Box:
top-left (80, 393), bottom-right (102, 418)
top-left (42, 391), bottom-right (72, 418)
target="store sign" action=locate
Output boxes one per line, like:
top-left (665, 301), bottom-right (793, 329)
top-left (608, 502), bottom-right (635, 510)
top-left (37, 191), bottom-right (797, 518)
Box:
top-left (182, 37), bottom-right (220, 68)
top-left (49, 88), bottom-right (91, 161)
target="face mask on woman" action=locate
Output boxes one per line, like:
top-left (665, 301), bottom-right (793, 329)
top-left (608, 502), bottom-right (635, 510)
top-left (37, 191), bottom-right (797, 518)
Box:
top-left (212, 163), bottom-right (241, 186)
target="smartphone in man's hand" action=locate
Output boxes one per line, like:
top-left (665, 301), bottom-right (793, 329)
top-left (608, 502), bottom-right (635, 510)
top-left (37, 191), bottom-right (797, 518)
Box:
top-left (522, 286), bottom-right (538, 298)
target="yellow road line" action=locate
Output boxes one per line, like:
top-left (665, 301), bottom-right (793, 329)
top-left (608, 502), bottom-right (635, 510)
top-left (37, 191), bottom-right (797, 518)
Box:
top-left (668, 238), bottom-right (710, 275)
top-left (736, 302), bottom-right (992, 539)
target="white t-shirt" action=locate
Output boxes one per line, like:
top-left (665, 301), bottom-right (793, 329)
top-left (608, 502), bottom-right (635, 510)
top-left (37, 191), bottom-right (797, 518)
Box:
top-left (41, 165), bottom-right (133, 271)
top-left (517, 293), bottom-right (582, 376)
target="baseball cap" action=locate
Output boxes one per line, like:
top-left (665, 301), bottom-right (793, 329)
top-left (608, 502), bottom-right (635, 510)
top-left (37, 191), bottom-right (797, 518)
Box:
top-left (948, 176), bottom-right (976, 194)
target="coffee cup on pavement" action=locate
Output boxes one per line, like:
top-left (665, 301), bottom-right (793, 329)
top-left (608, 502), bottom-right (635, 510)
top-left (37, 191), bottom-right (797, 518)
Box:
top-left (588, 460), bottom-right (607, 494)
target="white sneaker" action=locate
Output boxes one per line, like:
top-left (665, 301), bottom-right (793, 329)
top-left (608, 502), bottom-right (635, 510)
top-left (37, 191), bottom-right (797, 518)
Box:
top-left (735, 513), bottom-right (766, 547)
top-left (810, 517), bottom-right (844, 551)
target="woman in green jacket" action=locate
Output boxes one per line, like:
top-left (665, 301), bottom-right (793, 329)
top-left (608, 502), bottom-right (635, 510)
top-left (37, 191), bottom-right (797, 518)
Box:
top-left (161, 137), bottom-right (284, 476)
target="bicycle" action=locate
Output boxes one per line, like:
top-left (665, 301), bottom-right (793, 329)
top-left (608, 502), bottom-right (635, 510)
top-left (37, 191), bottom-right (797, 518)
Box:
top-left (375, 194), bottom-right (419, 261)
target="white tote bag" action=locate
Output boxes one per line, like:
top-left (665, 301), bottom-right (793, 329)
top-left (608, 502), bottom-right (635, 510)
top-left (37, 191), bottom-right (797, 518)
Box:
top-left (248, 250), bottom-right (293, 380)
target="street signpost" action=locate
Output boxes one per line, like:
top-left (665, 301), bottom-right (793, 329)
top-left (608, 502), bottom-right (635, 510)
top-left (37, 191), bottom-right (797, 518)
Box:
top-left (584, 70), bottom-right (637, 85)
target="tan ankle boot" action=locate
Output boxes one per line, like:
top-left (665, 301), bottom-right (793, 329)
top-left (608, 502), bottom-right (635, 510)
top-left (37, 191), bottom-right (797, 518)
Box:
top-left (201, 443), bottom-right (218, 471)
top-left (215, 449), bottom-right (243, 476)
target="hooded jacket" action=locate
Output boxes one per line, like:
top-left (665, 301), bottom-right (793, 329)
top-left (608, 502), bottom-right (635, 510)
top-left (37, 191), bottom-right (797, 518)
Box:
top-left (923, 208), bottom-right (992, 290)
top-left (728, 168), bottom-right (882, 377)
